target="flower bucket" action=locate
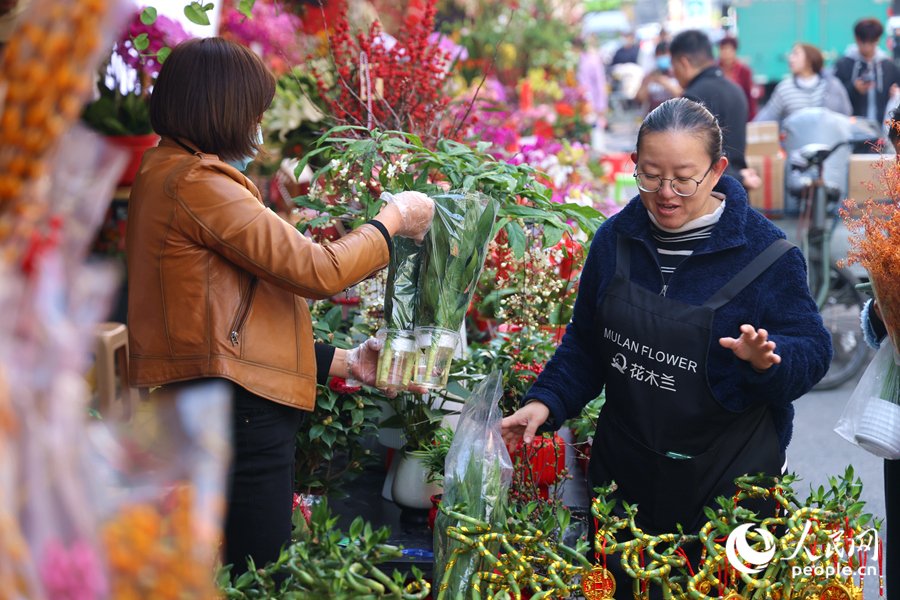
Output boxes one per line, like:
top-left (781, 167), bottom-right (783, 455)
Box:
top-left (107, 134), bottom-right (159, 186)
top-left (412, 327), bottom-right (459, 390)
top-left (375, 329), bottom-right (417, 391)
top-left (855, 397), bottom-right (900, 459)
top-left (391, 451), bottom-right (443, 510)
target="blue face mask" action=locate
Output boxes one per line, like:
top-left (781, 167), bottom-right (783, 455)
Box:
top-left (657, 55), bottom-right (672, 71)
top-left (226, 127), bottom-right (263, 172)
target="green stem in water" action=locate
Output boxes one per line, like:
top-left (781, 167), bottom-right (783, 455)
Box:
top-left (377, 333), bottom-right (394, 387)
top-left (882, 357), bottom-right (900, 404)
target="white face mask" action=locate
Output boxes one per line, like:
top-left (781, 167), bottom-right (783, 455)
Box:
top-left (226, 126), bottom-right (263, 172)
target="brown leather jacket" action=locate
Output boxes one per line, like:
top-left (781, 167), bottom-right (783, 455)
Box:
top-left (126, 138), bottom-right (389, 410)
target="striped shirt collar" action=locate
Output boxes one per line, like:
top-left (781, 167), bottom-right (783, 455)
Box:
top-left (647, 193), bottom-right (726, 234)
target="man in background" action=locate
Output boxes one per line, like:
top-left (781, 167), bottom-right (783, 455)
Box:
top-left (611, 31), bottom-right (640, 66)
top-left (835, 18), bottom-right (900, 123)
top-left (670, 29), bottom-right (760, 189)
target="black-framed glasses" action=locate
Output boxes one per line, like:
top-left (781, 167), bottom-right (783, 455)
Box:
top-left (632, 163), bottom-right (714, 197)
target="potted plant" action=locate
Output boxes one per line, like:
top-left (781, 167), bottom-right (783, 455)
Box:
top-left (81, 8), bottom-right (190, 185)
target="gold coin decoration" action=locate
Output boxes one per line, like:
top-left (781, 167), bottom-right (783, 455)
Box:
top-left (581, 566), bottom-right (616, 600)
top-left (820, 581), bottom-right (854, 600)
top-left (697, 580), bottom-right (711, 596)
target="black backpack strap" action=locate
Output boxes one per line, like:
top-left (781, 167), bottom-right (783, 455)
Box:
top-left (702, 239), bottom-right (796, 310)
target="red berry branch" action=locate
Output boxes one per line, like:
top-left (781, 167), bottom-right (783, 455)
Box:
top-left (311, 0), bottom-right (454, 143)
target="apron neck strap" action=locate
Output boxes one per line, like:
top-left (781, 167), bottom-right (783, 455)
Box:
top-left (703, 239), bottom-right (795, 310)
top-left (615, 235), bottom-right (631, 279)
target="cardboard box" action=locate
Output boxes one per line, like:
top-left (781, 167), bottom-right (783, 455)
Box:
top-left (746, 121), bottom-right (780, 157)
top-left (847, 154), bottom-right (892, 216)
top-left (746, 155), bottom-right (785, 217)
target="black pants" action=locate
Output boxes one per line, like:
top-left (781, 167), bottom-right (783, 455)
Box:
top-left (222, 382), bottom-right (305, 575)
top-left (886, 459), bottom-right (900, 599)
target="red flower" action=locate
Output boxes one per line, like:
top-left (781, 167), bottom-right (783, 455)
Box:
top-left (555, 102), bottom-right (575, 118)
top-left (329, 377), bottom-right (361, 394)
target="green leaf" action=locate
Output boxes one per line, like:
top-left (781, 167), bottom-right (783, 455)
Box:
top-left (87, 408), bottom-right (102, 420)
top-left (132, 33), bottom-right (149, 51)
top-left (349, 516), bottom-right (364, 540)
top-left (445, 380), bottom-right (471, 400)
top-left (846, 501), bottom-right (865, 515)
top-left (238, 0), bottom-right (255, 18)
top-left (351, 408), bottom-right (363, 425)
top-left (504, 222), bottom-right (526, 259)
top-left (325, 305), bottom-right (342, 332)
top-left (157, 46), bottom-right (171, 63)
top-left (542, 222), bottom-right (565, 248)
top-left (475, 141), bottom-right (493, 153)
top-left (321, 428), bottom-right (336, 447)
top-left (139, 7), bottom-right (157, 25)
top-left (309, 424), bottom-right (325, 440)
top-left (184, 2), bottom-right (211, 25)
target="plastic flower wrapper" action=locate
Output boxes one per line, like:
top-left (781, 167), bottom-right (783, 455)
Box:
top-left (86, 381), bottom-right (232, 599)
top-left (414, 190), bottom-right (499, 389)
top-left (0, 125), bottom-right (126, 599)
top-left (434, 372), bottom-right (512, 600)
top-left (376, 194), bottom-right (423, 389)
top-left (835, 338), bottom-right (900, 459)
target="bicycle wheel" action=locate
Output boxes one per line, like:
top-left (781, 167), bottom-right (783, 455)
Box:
top-left (809, 261), bottom-right (871, 390)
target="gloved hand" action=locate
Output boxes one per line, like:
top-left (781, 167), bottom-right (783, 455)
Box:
top-left (381, 190), bottom-right (435, 243)
top-left (344, 337), bottom-right (385, 391)
top-left (344, 337), bottom-right (428, 397)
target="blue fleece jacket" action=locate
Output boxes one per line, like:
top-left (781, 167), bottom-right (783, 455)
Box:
top-left (524, 175), bottom-right (832, 452)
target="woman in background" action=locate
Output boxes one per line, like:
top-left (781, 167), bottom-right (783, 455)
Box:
top-left (754, 43), bottom-right (851, 125)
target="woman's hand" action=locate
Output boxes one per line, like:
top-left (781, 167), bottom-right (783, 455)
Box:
top-left (719, 324), bottom-right (781, 371)
top-left (375, 191), bottom-right (435, 243)
top-left (501, 402), bottom-right (550, 449)
top-left (335, 340), bottom-right (427, 397)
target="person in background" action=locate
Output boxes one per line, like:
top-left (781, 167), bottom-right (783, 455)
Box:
top-left (635, 41), bottom-right (682, 114)
top-left (576, 36), bottom-right (609, 131)
top-left (754, 43), bottom-right (852, 126)
top-left (611, 31), bottom-right (640, 66)
top-left (129, 37), bottom-right (434, 576)
top-left (835, 18), bottom-right (900, 122)
top-left (718, 37), bottom-right (758, 120)
top-left (670, 29), bottom-right (761, 190)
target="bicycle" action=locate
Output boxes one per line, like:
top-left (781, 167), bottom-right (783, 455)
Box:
top-left (790, 140), bottom-right (871, 390)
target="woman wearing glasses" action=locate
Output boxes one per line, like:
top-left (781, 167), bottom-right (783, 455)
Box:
top-left (502, 98), bottom-right (831, 597)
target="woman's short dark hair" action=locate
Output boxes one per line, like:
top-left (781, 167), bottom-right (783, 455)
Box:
top-left (796, 43), bottom-right (824, 75)
top-left (635, 98), bottom-right (722, 163)
top-left (889, 107), bottom-right (900, 148)
top-left (719, 37), bottom-right (738, 50)
top-left (655, 41), bottom-right (670, 56)
top-left (854, 18), bottom-right (884, 43)
top-left (149, 37), bottom-right (276, 161)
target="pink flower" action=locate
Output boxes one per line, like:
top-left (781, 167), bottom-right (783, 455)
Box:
top-left (219, 0), bottom-right (304, 74)
top-left (115, 9), bottom-right (192, 77)
top-left (39, 538), bottom-right (108, 600)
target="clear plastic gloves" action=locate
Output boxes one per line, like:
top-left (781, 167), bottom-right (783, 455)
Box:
top-left (381, 191), bottom-right (435, 243)
top-left (344, 337), bottom-right (383, 390)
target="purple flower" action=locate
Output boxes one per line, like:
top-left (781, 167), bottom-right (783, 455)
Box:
top-left (428, 32), bottom-right (468, 63)
top-left (39, 538), bottom-right (107, 600)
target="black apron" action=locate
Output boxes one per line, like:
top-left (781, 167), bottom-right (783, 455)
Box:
top-left (588, 235), bottom-right (793, 598)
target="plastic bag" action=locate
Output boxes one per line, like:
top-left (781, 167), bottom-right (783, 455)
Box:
top-left (87, 381), bottom-right (232, 599)
top-left (835, 339), bottom-right (900, 459)
top-left (416, 190), bottom-right (499, 333)
top-left (434, 372), bottom-right (512, 600)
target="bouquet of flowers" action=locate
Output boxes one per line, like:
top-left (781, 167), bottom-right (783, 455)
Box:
top-left (836, 158), bottom-right (900, 457)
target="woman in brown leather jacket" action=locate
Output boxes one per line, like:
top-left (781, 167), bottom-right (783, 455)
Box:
top-left (126, 37), bottom-right (434, 574)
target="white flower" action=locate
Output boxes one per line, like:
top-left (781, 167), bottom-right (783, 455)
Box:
top-left (386, 163), bottom-right (397, 179)
top-left (331, 158), bottom-right (342, 169)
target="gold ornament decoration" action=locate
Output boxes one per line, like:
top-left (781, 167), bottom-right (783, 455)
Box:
top-left (581, 566), bottom-right (616, 600)
top-left (820, 581), bottom-right (854, 600)
top-left (697, 581), bottom-right (711, 596)
top-left (723, 593), bottom-right (746, 600)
